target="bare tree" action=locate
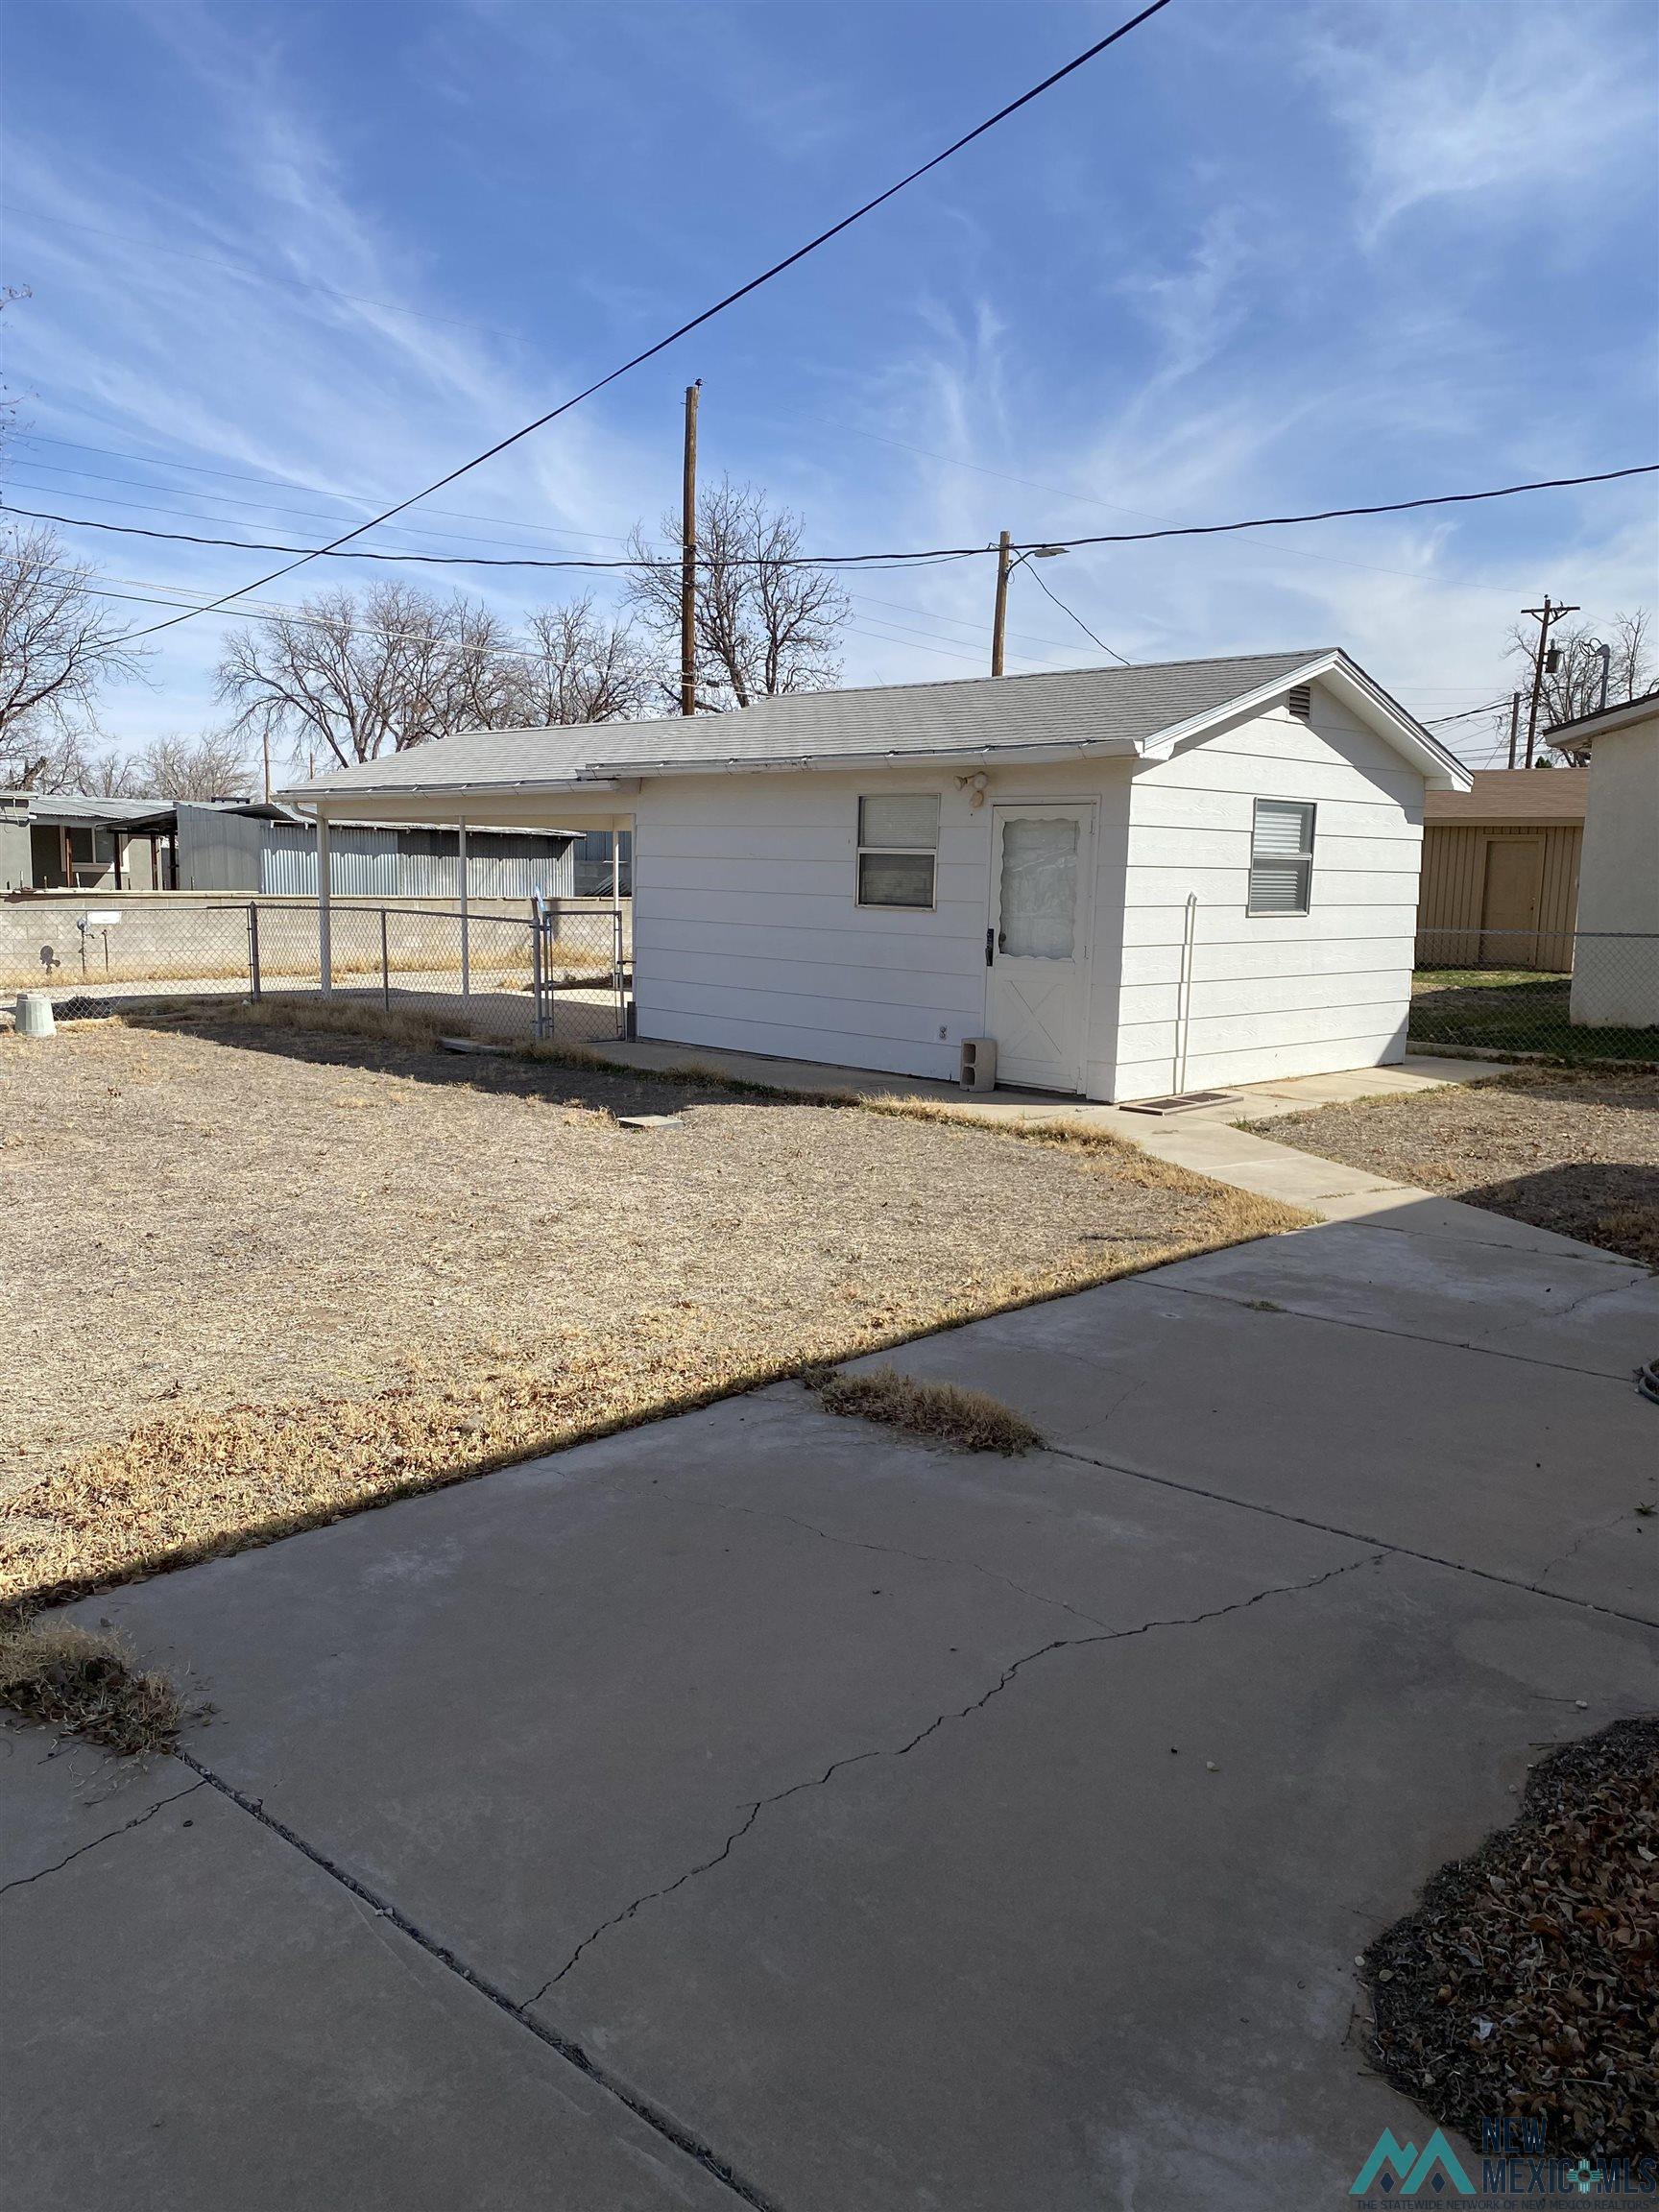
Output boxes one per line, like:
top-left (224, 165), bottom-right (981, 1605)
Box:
top-left (134, 730), bottom-right (255, 800)
top-left (216, 582), bottom-right (521, 768)
top-left (499, 597), bottom-right (654, 725)
top-left (0, 524), bottom-right (146, 784)
top-left (1505, 608), bottom-right (1656, 760)
top-left (626, 477), bottom-right (848, 711)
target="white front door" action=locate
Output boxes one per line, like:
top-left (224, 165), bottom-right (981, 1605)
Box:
top-left (985, 803), bottom-right (1094, 1092)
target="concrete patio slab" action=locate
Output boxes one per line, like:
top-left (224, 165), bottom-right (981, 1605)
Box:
top-left (6, 1186), bottom-right (1656, 2210)
top-left (72, 1394), bottom-right (1373, 2006)
top-left (1150, 1217), bottom-right (1656, 1374)
top-left (0, 1763), bottom-right (734, 2212)
top-left (528, 1550), bottom-right (1656, 2212)
top-left (838, 1273), bottom-right (1659, 1618)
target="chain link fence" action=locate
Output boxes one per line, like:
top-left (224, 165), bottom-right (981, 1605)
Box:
top-left (1411, 928), bottom-right (1659, 1064)
top-left (2, 896), bottom-right (631, 1045)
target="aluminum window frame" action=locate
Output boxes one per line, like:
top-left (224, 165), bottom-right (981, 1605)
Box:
top-left (855, 791), bottom-right (940, 912)
top-left (1247, 797), bottom-right (1317, 918)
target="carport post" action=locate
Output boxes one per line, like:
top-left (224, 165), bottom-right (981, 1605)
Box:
top-left (457, 817), bottom-right (470, 998)
top-left (317, 807), bottom-right (333, 997)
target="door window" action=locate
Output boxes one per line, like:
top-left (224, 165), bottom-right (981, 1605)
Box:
top-left (998, 816), bottom-right (1079, 959)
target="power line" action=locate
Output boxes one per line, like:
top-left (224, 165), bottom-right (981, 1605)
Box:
top-left (0, 469), bottom-right (624, 562)
top-left (8, 462), bottom-right (1653, 578)
top-left (12, 432), bottom-right (635, 542)
top-left (1022, 561), bottom-right (1130, 663)
top-left (1, 202), bottom-right (517, 341)
top-left (108, 1), bottom-right (1174, 645)
top-left (758, 413), bottom-right (1472, 590)
top-left (1420, 698), bottom-right (1510, 727)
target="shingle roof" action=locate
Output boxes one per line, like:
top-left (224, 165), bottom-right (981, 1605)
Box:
top-left (283, 652), bottom-right (1333, 799)
top-left (1425, 767), bottom-right (1589, 825)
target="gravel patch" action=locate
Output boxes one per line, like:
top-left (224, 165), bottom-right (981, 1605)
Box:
top-left (1259, 1069), bottom-right (1659, 1264)
top-left (0, 1015), bottom-right (1299, 1599)
top-left (1362, 1718), bottom-right (1659, 2162)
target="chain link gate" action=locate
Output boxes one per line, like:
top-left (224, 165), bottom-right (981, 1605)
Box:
top-left (532, 892), bottom-right (628, 1044)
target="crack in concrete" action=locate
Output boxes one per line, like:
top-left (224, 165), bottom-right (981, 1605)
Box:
top-left (1154, 1276), bottom-right (1647, 1385)
top-left (708, 1501), bottom-right (1116, 1632)
top-left (1039, 1437), bottom-right (1659, 1632)
top-left (1536, 1503), bottom-right (1640, 1589)
top-left (168, 1751), bottom-right (781, 2212)
top-left (0, 1778), bottom-right (204, 1901)
top-left (524, 1550), bottom-right (1385, 2007)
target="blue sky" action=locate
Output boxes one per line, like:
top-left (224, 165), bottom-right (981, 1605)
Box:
top-left (3, 0), bottom-right (1656, 768)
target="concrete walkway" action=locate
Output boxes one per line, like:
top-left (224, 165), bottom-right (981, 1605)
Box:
top-left (4, 1155), bottom-right (1656, 2207)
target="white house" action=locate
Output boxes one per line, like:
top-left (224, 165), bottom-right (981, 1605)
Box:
top-left (284, 649), bottom-right (1470, 1103)
top-left (1548, 688), bottom-right (1659, 1030)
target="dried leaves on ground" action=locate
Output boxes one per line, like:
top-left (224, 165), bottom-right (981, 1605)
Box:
top-left (1363, 1719), bottom-right (1659, 2161)
top-left (808, 1364), bottom-right (1043, 1455)
top-left (0, 1016), bottom-right (1302, 1601)
top-left (1260, 1069), bottom-right (1659, 1264)
top-left (0, 1613), bottom-right (183, 1755)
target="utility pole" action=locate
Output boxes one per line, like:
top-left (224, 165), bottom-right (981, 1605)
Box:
top-left (1521, 595), bottom-right (1577, 767)
top-left (680, 380), bottom-right (701, 716)
top-left (262, 724), bottom-right (272, 803)
top-left (1504, 692), bottom-right (1521, 771)
top-left (991, 530), bottom-right (1013, 677)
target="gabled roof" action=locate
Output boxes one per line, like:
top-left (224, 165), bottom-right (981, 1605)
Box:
top-left (1546, 688), bottom-right (1659, 748)
top-left (1425, 766), bottom-right (1589, 825)
top-left (281, 649), bottom-right (1469, 806)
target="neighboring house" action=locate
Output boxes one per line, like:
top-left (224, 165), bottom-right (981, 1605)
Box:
top-left (1417, 766), bottom-right (1587, 971)
top-left (283, 650), bottom-right (1470, 1104)
top-left (174, 801), bottom-right (581, 900)
top-left (1548, 691), bottom-right (1659, 1029)
top-left (0, 791), bottom-right (178, 892)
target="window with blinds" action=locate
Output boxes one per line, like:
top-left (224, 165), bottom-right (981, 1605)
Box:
top-left (1248, 799), bottom-right (1315, 915)
top-left (856, 793), bottom-right (939, 909)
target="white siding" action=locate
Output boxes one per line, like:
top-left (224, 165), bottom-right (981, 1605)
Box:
top-left (633, 762), bottom-right (1133, 1086)
top-left (627, 685), bottom-right (1428, 1101)
top-left (1107, 685), bottom-right (1425, 1100)
top-left (1571, 710), bottom-right (1659, 1026)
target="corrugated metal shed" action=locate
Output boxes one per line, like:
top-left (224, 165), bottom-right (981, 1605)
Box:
top-left (175, 804), bottom-right (576, 899)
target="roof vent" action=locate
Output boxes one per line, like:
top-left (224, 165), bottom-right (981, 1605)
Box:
top-left (1286, 684), bottom-right (1312, 722)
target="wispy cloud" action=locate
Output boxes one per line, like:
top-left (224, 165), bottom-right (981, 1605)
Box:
top-left (1304, 3), bottom-right (1655, 238)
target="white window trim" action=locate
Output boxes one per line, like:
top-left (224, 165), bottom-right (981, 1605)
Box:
top-left (855, 793), bottom-right (939, 912)
top-left (1247, 798), bottom-right (1316, 918)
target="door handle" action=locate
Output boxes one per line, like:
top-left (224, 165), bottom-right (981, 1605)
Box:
top-left (985, 926), bottom-right (995, 967)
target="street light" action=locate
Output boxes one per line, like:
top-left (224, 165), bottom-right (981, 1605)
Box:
top-left (991, 533), bottom-right (1067, 675)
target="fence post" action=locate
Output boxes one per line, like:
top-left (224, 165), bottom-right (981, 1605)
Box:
top-left (457, 818), bottom-right (470, 998)
top-left (530, 891), bottom-right (546, 1042)
top-left (248, 902), bottom-right (262, 1000)
top-left (380, 906), bottom-right (391, 1013)
top-left (613, 905), bottom-right (625, 1039)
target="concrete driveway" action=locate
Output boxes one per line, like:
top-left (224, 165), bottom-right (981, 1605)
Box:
top-left (4, 1193), bottom-right (1656, 2211)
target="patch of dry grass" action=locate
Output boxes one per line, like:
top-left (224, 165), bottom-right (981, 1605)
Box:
top-left (0, 1613), bottom-right (183, 1755)
top-left (1260, 1068), bottom-right (1659, 1266)
top-left (1363, 1718), bottom-right (1659, 2160)
top-left (0, 1015), bottom-right (1306, 1601)
top-left (808, 1364), bottom-right (1043, 1454)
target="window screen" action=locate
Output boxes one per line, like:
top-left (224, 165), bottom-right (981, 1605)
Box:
top-left (857, 793), bottom-right (939, 909)
top-left (1248, 799), bottom-right (1315, 916)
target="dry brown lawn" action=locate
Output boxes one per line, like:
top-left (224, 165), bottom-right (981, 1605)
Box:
top-left (0, 1012), bottom-right (1303, 1600)
top-left (1260, 1068), bottom-right (1659, 1264)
